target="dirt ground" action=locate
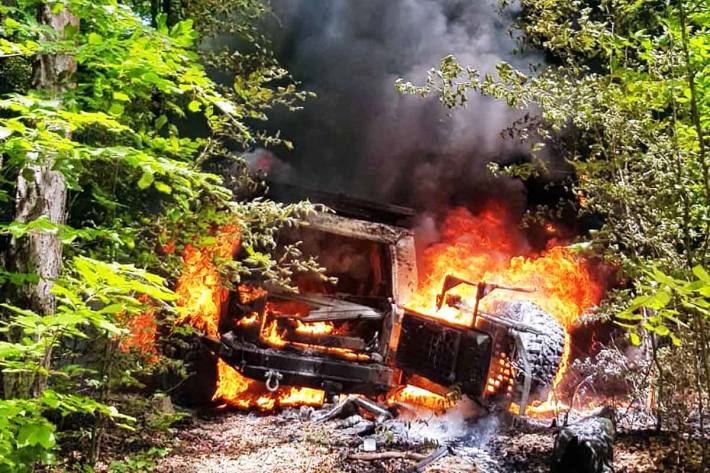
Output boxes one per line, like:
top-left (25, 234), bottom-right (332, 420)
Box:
top-left (150, 408), bottom-right (704, 473)
top-left (154, 410), bottom-right (477, 473)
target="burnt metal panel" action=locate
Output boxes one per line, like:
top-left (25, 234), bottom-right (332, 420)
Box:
top-left (396, 312), bottom-right (492, 399)
top-left (397, 314), bottom-right (461, 383)
top-left (304, 213), bottom-right (418, 306)
top-left (219, 331), bottom-right (394, 395)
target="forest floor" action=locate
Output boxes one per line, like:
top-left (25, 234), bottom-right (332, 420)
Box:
top-left (102, 403), bottom-right (704, 473)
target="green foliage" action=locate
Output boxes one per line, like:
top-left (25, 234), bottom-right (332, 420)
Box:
top-left (621, 265), bottom-right (709, 345)
top-left (107, 447), bottom-right (169, 473)
top-left (0, 0), bottom-right (320, 469)
top-left (0, 0), bottom-right (318, 285)
top-left (0, 256), bottom-right (174, 470)
top-left (0, 397), bottom-right (56, 471)
top-left (397, 0), bottom-right (710, 340)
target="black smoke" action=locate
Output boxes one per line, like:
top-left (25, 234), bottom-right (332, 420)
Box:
top-left (259, 0), bottom-right (563, 215)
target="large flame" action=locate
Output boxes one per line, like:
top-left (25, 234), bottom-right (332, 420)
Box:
top-left (174, 225), bottom-right (241, 337)
top-left (408, 206), bottom-right (601, 328)
top-left (406, 205), bottom-right (603, 416)
top-left (174, 225), bottom-right (324, 410)
top-left (173, 206), bottom-right (602, 416)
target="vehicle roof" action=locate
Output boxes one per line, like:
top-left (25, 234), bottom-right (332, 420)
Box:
top-left (266, 180), bottom-right (415, 228)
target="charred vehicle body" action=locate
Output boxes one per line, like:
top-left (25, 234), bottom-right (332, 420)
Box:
top-left (209, 187), bottom-right (565, 412)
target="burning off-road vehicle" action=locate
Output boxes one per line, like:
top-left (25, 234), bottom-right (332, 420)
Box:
top-left (211, 189), bottom-right (565, 412)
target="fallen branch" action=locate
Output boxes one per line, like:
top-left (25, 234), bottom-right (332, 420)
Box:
top-left (348, 451), bottom-right (427, 461)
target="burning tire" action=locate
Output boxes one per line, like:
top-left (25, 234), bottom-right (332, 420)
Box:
top-left (497, 300), bottom-right (566, 399)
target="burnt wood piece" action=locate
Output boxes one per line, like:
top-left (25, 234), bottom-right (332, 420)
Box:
top-left (551, 406), bottom-right (616, 473)
top-left (283, 332), bottom-right (367, 351)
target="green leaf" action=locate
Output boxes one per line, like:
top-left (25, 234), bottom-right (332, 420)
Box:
top-left (17, 423), bottom-right (55, 449)
top-left (187, 100), bottom-right (201, 112)
top-left (87, 32), bottom-right (103, 45)
top-left (629, 332), bottom-right (641, 346)
top-left (42, 390), bottom-right (60, 409)
top-left (692, 265), bottom-right (710, 282)
top-left (112, 92), bottom-right (130, 102)
top-left (3, 17), bottom-right (21, 32)
top-left (137, 171), bottom-right (154, 190)
top-left (155, 115), bottom-right (168, 129)
top-left (654, 324), bottom-right (670, 337)
top-left (51, 2), bottom-right (64, 14)
top-left (154, 182), bottom-right (172, 194)
top-left (108, 102), bottom-right (125, 116)
top-left (670, 333), bottom-right (681, 347)
top-left (617, 311), bottom-right (642, 321)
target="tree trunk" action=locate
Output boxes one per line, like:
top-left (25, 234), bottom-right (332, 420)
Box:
top-left (3, 3), bottom-right (76, 399)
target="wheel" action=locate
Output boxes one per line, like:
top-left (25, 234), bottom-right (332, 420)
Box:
top-left (496, 300), bottom-right (566, 399)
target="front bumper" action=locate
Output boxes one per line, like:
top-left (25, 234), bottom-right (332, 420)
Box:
top-left (217, 331), bottom-right (395, 395)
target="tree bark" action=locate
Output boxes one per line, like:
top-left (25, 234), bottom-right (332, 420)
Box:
top-left (3, 3), bottom-right (76, 399)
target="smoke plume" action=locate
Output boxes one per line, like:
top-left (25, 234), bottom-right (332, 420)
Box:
top-left (258, 0), bottom-right (580, 221)
top-left (261, 0), bottom-right (557, 215)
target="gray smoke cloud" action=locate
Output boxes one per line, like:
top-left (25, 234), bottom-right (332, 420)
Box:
top-left (261, 0), bottom-right (551, 214)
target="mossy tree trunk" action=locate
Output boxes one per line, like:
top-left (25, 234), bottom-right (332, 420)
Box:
top-left (3, 3), bottom-right (76, 399)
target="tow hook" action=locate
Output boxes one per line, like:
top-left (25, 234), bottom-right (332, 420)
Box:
top-left (264, 370), bottom-right (283, 392)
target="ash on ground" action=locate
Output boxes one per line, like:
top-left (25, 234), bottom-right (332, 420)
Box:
top-left (153, 401), bottom-right (700, 473)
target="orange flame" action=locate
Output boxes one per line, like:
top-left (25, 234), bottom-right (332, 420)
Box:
top-left (407, 206), bottom-right (603, 416)
top-left (120, 309), bottom-right (159, 363)
top-left (174, 224), bottom-right (325, 410)
top-left (236, 284), bottom-right (268, 304)
top-left (294, 321), bottom-right (335, 335)
top-left (408, 207), bottom-right (601, 329)
top-left (388, 385), bottom-right (456, 412)
top-left (174, 225), bottom-right (240, 338)
top-left (260, 318), bottom-right (369, 361)
top-left (259, 300), bottom-right (368, 361)
top-left (236, 312), bottom-right (260, 327)
top-left (214, 359), bottom-right (324, 410)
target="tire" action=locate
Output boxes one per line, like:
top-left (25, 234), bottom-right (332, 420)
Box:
top-left (496, 300), bottom-right (566, 399)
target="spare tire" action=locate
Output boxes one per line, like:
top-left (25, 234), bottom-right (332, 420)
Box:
top-left (496, 300), bottom-right (566, 399)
